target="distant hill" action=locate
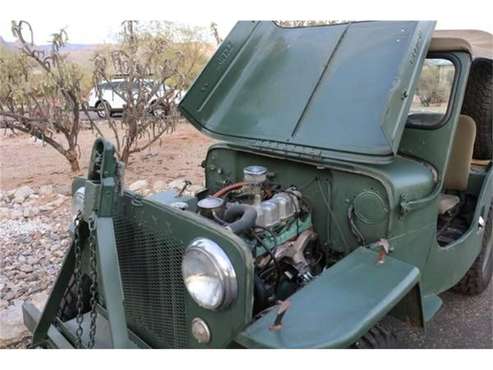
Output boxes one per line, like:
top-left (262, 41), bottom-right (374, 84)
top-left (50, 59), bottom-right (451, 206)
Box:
top-left (0, 35), bottom-right (105, 66)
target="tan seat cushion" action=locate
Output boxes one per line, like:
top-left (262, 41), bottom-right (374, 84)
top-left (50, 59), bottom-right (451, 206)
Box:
top-left (439, 193), bottom-right (461, 215)
top-left (443, 115), bottom-right (477, 191)
top-left (472, 159), bottom-right (491, 167)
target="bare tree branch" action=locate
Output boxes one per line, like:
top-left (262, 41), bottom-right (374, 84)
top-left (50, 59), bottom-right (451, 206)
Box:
top-left (0, 21), bottom-right (84, 172)
top-left (91, 20), bottom-right (185, 164)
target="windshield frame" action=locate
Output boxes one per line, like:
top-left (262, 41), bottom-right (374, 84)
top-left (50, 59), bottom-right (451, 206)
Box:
top-left (406, 52), bottom-right (462, 130)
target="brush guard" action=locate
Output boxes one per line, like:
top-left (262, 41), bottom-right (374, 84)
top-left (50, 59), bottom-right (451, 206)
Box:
top-left (23, 139), bottom-right (133, 348)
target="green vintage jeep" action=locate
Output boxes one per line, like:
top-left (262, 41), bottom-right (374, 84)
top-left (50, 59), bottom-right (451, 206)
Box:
top-left (23, 21), bottom-right (493, 349)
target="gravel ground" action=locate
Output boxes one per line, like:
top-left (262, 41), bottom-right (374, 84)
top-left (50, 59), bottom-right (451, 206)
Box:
top-left (0, 186), bottom-right (73, 348)
top-left (0, 188), bottom-right (71, 310)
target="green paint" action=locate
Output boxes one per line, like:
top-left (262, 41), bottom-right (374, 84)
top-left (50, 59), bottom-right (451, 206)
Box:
top-left (235, 247), bottom-right (420, 348)
top-left (256, 215), bottom-right (313, 251)
top-left (25, 21), bottom-right (492, 349)
top-left (180, 21), bottom-right (435, 164)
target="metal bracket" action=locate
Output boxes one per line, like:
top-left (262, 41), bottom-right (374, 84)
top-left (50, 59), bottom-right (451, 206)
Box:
top-left (30, 138), bottom-right (131, 348)
top-left (94, 217), bottom-right (130, 348)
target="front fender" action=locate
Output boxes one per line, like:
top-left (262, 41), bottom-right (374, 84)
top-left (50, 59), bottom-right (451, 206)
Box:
top-left (235, 247), bottom-right (422, 348)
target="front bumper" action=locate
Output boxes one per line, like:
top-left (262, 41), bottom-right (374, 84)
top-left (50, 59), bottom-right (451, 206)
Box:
top-left (23, 302), bottom-right (142, 349)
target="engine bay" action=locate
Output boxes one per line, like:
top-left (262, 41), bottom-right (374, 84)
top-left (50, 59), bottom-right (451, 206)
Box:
top-left (188, 165), bottom-right (325, 315)
top-left (146, 146), bottom-right (428, 318)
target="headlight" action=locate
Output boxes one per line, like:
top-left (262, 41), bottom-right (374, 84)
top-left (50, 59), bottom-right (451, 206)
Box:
top-left (71, 186), bottom-right (85, 217)
top-left (182, 238), bottom-right (237, 310)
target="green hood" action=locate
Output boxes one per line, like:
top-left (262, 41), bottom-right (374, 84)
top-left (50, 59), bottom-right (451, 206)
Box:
top-left (179, 21), bottom-right (436, 164)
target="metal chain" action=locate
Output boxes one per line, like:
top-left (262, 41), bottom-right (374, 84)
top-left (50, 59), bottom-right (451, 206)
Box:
top-left (87, 215), bottom-right (98, 349)
top-left (73, 211), bottom-right (84, 349)
top-left (55, 274), bottom-right (75, 325)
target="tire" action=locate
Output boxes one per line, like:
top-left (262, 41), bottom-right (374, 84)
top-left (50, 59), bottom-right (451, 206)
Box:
top-left (453, 203), bottom-right (493, 295)
top-left (461, 59), bottom-right (493, 160)
top-left (95, 101), bottom-right (111, 119)
top-left (352, 322), bottom-right (398, 349)
top-left (150, 102), bottom-right (170, 118)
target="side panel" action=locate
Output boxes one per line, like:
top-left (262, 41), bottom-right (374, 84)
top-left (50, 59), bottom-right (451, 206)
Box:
top-left (399, 51), bottom-right (491, 294)
top-left (421, 166), bottom-right (493, 293)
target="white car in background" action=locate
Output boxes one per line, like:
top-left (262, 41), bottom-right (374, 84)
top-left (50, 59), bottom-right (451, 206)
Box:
top-left (87, 78), bottom-right (184, 118)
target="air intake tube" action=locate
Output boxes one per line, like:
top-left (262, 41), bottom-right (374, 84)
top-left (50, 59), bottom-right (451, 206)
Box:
top-left (223, 204), bottom-right (257, 235)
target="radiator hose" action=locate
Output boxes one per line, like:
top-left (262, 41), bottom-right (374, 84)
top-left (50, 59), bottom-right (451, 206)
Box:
top-left (223, 204), bottom-right (257, 235)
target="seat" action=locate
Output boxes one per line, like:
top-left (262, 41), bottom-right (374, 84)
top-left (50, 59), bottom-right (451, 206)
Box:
top-left (472, 159), bottom-right (491, 167)
top-left (439, 115), bottom-right (477, 214)
top-left (439, 194), bottom-right (461, 214)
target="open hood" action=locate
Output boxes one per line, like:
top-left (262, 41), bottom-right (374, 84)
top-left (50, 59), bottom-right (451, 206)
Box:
top-left (179, 21), bottom-right (436, 164)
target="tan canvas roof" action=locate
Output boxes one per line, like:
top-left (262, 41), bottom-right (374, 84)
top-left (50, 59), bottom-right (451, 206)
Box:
top-left (430, 30), bottom-right (493, 60)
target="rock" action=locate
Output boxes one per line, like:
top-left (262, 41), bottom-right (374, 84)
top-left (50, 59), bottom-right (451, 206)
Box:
top-left (188, 185), bottom-right (204, 195)
top-left (19, 265), bottom-right (33, 273)
top-left (152, 180), bottom-right (167, 192)
top-left (13, 186), bottom-right (34, 203)
top-left (0, 300), bottom-right (29, 347)
top-left (39, 205), bottom-right (54, 212)
top-left (129, 180), bottom-right (149, 192)
top-left (10, 209), bottom-right (24, 219)
top-left (0, 275), bottom-right (6, 292)
top-left (53, 249), bottom-right (65, 258)
top-left (45, 195), bottom-right (66, 209)
top-left (166, 179), bottom-right (201, 196)
top-left (167, 178), bottom-right (187, 190)
top-left (54, 184), bottom-right (71, 196)
top-left (3, 290), bottom-right (17, 301)
top-left (23, 207), bottom-right (39, 218)
top-left (28, 291), bottom-right (49, 312)
top-left (39, 185), bottom-right (53, 195)
top-left (0, 207), bottom-right (9, 219)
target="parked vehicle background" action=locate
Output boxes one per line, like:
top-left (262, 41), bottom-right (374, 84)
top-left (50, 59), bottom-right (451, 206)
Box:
top-left (86, 78), bottom-right (185, 118)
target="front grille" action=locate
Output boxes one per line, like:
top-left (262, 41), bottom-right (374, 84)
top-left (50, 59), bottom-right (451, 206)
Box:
top-left (113, 217), bottom-right (188, 348)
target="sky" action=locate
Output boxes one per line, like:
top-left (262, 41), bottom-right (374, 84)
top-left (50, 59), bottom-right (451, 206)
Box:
top-left (1, 19), bottom-right (492, 45)
top-left (0, 20), bottom-right (237, 45)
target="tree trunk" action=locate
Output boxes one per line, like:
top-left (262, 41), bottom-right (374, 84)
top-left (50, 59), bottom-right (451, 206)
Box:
top-left (65, 149), bottom-right (81, 173)
top-left (69, 158), bottom-right (80, 173)
top-left (121, 145), bottom-right (131, 165)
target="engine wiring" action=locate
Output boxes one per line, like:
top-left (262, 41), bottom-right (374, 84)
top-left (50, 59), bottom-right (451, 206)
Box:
top-left (316, 177), bottom-right (352, 253)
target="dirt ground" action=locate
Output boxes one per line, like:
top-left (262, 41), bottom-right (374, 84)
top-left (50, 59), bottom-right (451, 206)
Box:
top-left (0, 123), bottom-right (214, 192)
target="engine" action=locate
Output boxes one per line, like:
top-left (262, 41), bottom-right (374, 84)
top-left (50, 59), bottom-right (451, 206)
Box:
top-left (195, 165), bottom-right (325, 314)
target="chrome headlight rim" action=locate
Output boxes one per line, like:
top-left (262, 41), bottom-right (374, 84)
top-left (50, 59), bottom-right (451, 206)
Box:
top-left (182, 238), bottom-right (238, 311)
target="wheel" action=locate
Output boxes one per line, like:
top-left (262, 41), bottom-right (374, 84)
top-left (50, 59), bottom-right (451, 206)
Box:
top-left (352, 322), bottom-right (398, 349)
top-left (461, 59), bottom-right (492, 160)
top-left (453, 203), bottom-right (493, 295)
top-left (150, 102), bottom-right (170, 118)
top-left (95, 101), bottom-right (111, 119)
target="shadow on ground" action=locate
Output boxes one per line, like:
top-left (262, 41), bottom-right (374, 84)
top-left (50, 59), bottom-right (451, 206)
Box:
top-left (384, 281), bottom-right (493, 348)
